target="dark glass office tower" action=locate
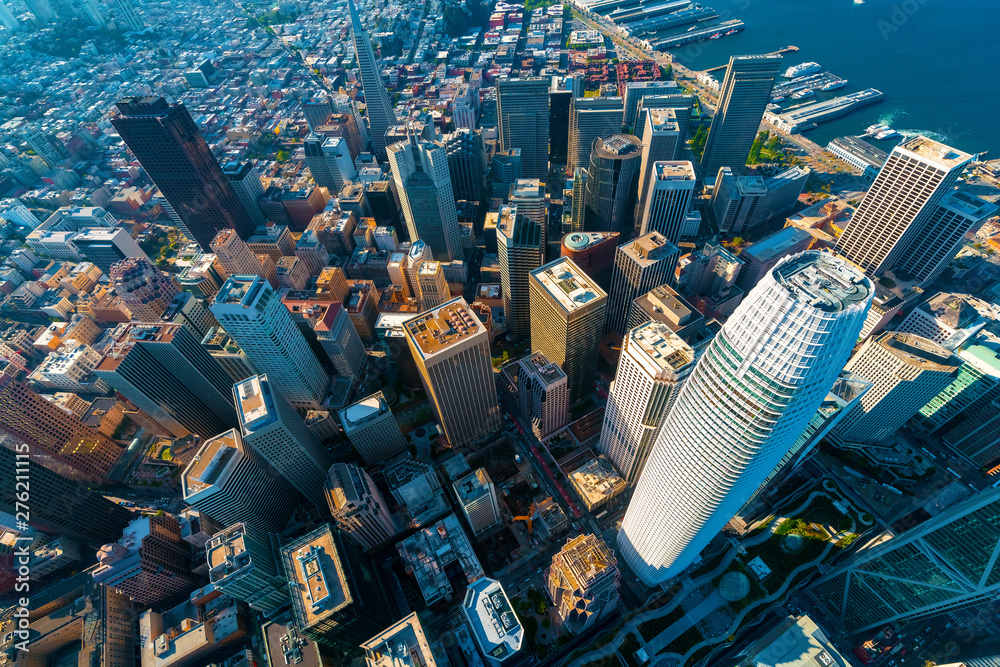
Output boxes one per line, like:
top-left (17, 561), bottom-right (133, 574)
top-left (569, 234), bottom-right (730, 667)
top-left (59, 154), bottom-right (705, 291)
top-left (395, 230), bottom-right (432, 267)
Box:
top-left (112, 96), bottom-right (256, 250)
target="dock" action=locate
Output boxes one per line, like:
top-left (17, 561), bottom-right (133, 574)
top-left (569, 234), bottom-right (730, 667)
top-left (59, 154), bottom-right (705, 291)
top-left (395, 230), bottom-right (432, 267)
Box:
top-left (623, 5), bottom-right (718, 37)
top-left (765, 89), bottom-right (885, 134)
top-left (772, 71), bottom-right (846, 98)
top-left (650, 19), bottom-right (744, 48)
top-left (703, 46), bottom-right (799, 72)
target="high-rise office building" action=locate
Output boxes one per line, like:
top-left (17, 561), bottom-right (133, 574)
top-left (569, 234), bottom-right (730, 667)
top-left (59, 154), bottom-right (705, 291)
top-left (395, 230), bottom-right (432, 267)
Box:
top-left (212, 276), bottom-right (330, 410)
top-left (281, 523), bottom-right (392, 651)
top-left (623, 80), bottom-right (681, 131)
top-left (416, 261), bottom-right (450, 309)
top-left (454, 468), bottom-right (501, 537)
top-left (361, 613), bottom-right (439, 667)
top-left (549, 75), bottom-right (580, 163)
top-left (326, 462), bottom-right (398, 552)
top-left (708, 166), bottom-right (768, 235)
top-left (605, 232), bottom-right (680, 337)
top-left (834, 332), bottom-right (960, 444)
top-left (95, 322), bottom-right (239, 438)
top-left (304, 135), bottom-right (357, 194)
top-left (348, 0), bottom-right (397, 156)
top-left (211, 228), bottom-right (277, 287)
top-left (0, 445), bottom-right (132, 545)
top-left (699, 55), bottom-right (782, 178)
top-left (0, 3), bottom-right (20, 31)
top-left (634, 109), bottom-right (681, 231)
top-left (920, 336), bottom-right (1000, 436)
top-left (223, 160), bottom-right (267, 228)
top-left (108, 257), bottom-right (179, 322)
top-left (111, 97), bottom-right (255, 250)
top-left (547, 534), bottom-right (621, 633)
top-left (207, 522), bottom-right (291, 617)
top-left (735, 226), bottom-right (814, 294)
top-left (568, 97), bottom-right (625, 172)
top-left (835, 137), bottom-right (975, 277)
top-left (0, 370), bottom-right (122, 483)
top-left (403, 297), bottom-right (501, 446)
top-left (639, 161), bottom-right (697, 242)
top-left (113, 0), bottom-right (141, 29)
top-left (445, 129), bottom-right (486, 202)
top-left (387, 129), bottom-right (462, 261)
top-left (310, 303), bottom-right (366, 379)
top-left (517, 351), bottom-right (569, 439)
top-left (584, 134), bottom-right (643, 233)
top-left (338, 390), bottom-right (408, 465)
top-left (497, 77), bottom-right (550, 179)
top-left (498, 206), bottom-right (544, 341)
top-left (560, 230), bottom-right (619, 289)
top-left (893, 190), bottom-right (997, 286)
top-left (637, 93), bottom-right (697, 147)
top-left (182, 428), bottom-right (296, 532)
top-left (93, 515), bottom-right (196, 607)
top-left (619, 251), bottom-right (873, 585)
top-left (508, 178), bottom-right (549, 247)
top-left (492, 148), bottom-right (523, 195)
top-left (811, 486), bottom-right (1000, 635)
top-left (235, 374), bottom-right (333, 508)
top-left (599, 321), bottom-right (696, 483)
top-left (568, 167), bottom-right (589, 233)
top-left (73, 227), bottom-right (150, 275)
top-left (530, 259), bottom-right (608, 402)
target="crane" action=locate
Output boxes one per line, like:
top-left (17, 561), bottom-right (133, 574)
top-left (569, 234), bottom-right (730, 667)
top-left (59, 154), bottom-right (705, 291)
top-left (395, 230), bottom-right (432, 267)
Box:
top-left (512, 503), bottom-right (537, 535)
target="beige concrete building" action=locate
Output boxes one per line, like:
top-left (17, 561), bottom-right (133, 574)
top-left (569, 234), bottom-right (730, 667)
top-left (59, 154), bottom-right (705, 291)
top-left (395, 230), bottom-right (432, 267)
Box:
top-left (547, 534), bottom-right (621, 633)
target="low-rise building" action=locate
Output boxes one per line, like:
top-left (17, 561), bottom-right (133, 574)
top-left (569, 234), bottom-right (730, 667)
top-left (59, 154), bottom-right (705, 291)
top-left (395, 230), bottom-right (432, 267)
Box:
top-left (567, 456), bottom-right (626, 512)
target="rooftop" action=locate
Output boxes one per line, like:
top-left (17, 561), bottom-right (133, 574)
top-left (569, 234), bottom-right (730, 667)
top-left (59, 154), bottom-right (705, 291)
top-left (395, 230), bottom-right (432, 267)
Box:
top-left (403, 297), bottom-right (486, 358)
top-left (281, 525), bottom-right (351, 630)
top-left (461, 578), bottom-right (522, 664)
top-left (214, 275), bottom-right (268, 307)
top-left (622, 232), bottom-right (677, 264)
top-left (551, 534), bottom-right (617, 591)
top-left (455, 469), bottom-right (493, 505)
top-left (593, 133), bottom-right (641, 159)
top-left (634, 284), bottom-right (700, 330)
top-left (772, 251), bottom-right (873, 313)
top-left (95, 323), bottom-right (183, 372)
top-left (899, 135), bottom-right (974, 169)
top-left (396, 514), bottom-right (484, 606)
top-left (561, 232), bottom-right (619, 252)
top-left (206, 523), bottom-right (254, 585)
top-left (360, 612), bottom-right (438, 667)
top-left (234, 375), bottom-right (277, 432)
top-left (629, 321), bottom-right (696, 372)
top-left (741, 227), bottom-right (813, 264)
top-left (520, 352), bottom-right (566, 386)
top-left (747, 615), bottom-right (850, 667)
top-left (339, 391), bottom-right (390, 429)
top-left (567, 456), bottom-right (626, 508)
top-left (877, 332), bottom-right (960, 372)
top-left (646, 108), bottom-right (679, 133)
top-left (182, 429), bottom-right (243, 499)
top-left (653, 161), bottom-right (696, 181)
top-left (530, 259), bottom-right (606, 313)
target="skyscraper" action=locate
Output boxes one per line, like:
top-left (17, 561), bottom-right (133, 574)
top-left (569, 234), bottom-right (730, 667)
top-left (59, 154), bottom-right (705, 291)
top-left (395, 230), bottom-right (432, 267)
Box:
top-left (834, 332), bottom-right (960, 444)
top-left (454, 468), bottom-right (502, 537)
top-left (403, 297), bottom-right (501, 446)
top-left (207, 522), bottom-right (291, 617)
top-left (348, 0), bottom-right (397, 156)
top-left (303, 135), bottom-right (356, 194)
top-left (95, 322), bottom-right (239, 438)
top-left (639, 161), bottom-right (697, 242)
top-left (235, 374), bottom-right (333, 508)
top-left (619, 251), bottom-right (873, 585)
top-left (568, 167), bottom-right (589, 233)
top-left (183, 428), bottom-right (296, 532)
top-left (498, 206), bottom-right (544, 341)
top-left (568, 97), bottom-right (625, 172)
top-left (835, 136), bottom-right (974, 277)
top-left (338, 390), bottom-right (408, 465)
top-left (547, 534), bottom-right (621, 632)
top-left (445, 128), bottom-right (486, 202)
top-left (622, 80), bottom-right (681, 132)
top-left (598, 321), bottom-right (695, 483)
top-left (0, 445), bottom-right (132, 545)
top-left (325, 462), bottom-right (398, 552)
top-left (93, 515), bottom-right (197, 607)
top-left (508, 178), bottom-right (549, 248)
top-left (387, 128), bottom-right (462, 261)
top-left (584, 134), bottom-right (643, 234)
top-left (212, 276), bottom-right (330, 410)
top-left (634, 109), bottom-right (681, 231)
top-left (605, 232), bottom-right (680, 337)
top-left (108, 257), bottom-right (179, 322)
top-left (517, 351), bottom-right (569, 439)
top-left (699, 55), bottom-right (782, 178)
top-left (811, 486), bottom-right (1000, 635)
top-left (222, 161), bottom-right (267, 228)
top-left (636, 94), bottom-right (697, 147)
top-left (211, 228), bottom-right (277, 288)
top-left (111, 97), bottom-right (255, 250)
top-left (919, 336), bottom-right (1000, 434)
top-left (497, 77), bottom-right (550, 179)
top-left (113, 0), bottom-right (141, 30)
top-left (530, 259), bottom-right (608, 402)
top-left (0, 370), bottom-right (123, 483)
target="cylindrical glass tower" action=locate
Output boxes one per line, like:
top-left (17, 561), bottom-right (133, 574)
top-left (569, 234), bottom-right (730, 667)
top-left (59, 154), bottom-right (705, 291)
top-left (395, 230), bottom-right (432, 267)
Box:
top-left (618, 251), bottom-right (874, 585)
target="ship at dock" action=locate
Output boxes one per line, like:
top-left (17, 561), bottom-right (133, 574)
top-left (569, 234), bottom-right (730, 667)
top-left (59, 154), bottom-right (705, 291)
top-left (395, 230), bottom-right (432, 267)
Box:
top-left (784, 62), bottom-right (823, 78)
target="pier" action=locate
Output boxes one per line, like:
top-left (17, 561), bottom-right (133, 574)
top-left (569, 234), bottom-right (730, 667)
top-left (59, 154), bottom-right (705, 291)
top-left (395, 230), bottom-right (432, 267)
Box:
top-left (650, 19), bottom-right (744, 48)
top-left (703, 46), bottom-right (799, 72)
top-left (765, 89), bottom-right (885, 134)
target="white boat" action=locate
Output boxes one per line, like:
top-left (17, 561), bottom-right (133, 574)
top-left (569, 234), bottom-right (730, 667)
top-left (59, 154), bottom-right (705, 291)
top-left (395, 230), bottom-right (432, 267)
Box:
top-left (784, 62), bottom-right (822, 78)
top-left (821, 79), bottom-right (847, 91)
top-left (791, 88), bottom-right (815, 100)
top-left (876, 129), bottom-right (901, 140)
top-left (766, 103), bottom-right (781, 111)
top-left (854, 0), bottom-right (865, 4)
top-left (865, 123), bottom-right (888, 135)
top-left (771, 96), bottom-right (785, 102)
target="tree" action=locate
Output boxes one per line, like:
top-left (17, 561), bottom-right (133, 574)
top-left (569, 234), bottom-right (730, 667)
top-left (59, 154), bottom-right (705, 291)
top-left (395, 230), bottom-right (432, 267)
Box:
top-left (275, 150), bottom-right (290, 162)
